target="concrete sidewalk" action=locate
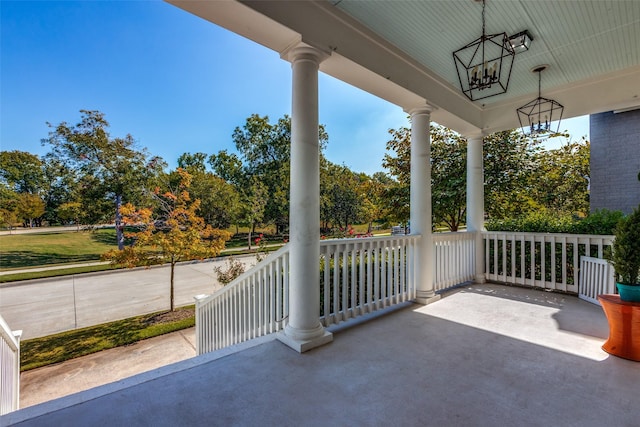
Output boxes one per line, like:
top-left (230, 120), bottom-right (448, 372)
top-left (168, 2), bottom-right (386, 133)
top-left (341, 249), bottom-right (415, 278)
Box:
top-left (19, 327), bottom-right (196, 408)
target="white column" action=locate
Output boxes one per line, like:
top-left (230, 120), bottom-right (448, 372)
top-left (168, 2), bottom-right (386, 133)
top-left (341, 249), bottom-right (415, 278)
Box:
top-left (278, 46), bottom-right (332, 353)
top-left (466, 132), bottom-right (486, 283)
top-left (409, 106), bottom-right (440, 305)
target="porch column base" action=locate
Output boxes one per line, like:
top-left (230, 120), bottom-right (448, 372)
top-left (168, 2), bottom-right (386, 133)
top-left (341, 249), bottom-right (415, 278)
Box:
top-left (414, 291), bottom-right (441, 305)
top-left (277, 324), bottom-right (333, 353)
top-left (474, 274), bottom-right (486, 284)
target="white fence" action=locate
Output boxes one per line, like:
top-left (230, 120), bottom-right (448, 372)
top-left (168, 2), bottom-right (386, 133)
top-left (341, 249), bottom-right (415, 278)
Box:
top-left (319, 235), bottom-right (418, 327)
top-left (433, 232), bottom-right (476, 291)
top-left (198, 231), bottom-right (618, 355)
top-left (0, 314), bottom-right (21, 415)
top-left (578, 256), bottom-right (616, 305)
top-left (195, 246), bottom-right (290, 355)
top-left (482, 232), bottom-right (614, 293)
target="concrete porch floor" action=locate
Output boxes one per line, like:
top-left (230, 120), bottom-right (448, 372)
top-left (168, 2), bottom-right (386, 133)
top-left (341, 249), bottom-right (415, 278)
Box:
top-left (4, 283), bottom-right (639, 426)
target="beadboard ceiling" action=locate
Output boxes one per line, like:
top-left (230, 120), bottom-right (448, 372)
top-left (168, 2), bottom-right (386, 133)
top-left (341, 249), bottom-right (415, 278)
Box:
top-left (167, 0), bottom-right (640, 134)
top-left (334, 0), bottom-right (640, 102)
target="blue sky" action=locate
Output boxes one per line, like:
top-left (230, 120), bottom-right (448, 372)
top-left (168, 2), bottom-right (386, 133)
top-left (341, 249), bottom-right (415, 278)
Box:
top-left (1, 0), bottom-right (588, 175)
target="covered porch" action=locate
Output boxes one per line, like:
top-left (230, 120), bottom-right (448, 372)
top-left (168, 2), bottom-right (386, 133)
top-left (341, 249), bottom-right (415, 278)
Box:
top-left (2, 0), bottom-right (639, 422)
top-left (5, 283), bottom-right (638, 426)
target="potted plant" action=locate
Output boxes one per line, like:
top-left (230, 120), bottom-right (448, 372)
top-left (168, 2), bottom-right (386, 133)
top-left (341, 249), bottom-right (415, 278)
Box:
top-left (609, 205), bottom-right (640, 302)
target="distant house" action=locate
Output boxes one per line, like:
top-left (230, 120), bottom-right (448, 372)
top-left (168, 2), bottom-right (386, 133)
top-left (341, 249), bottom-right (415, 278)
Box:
top-left (590, 108), bottom-right (640, 214)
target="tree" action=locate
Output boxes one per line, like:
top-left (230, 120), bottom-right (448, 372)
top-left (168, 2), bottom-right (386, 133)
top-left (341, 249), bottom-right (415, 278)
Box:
top-left (382, 124), bottom-right (467, 231)
top-left (230, 114), bottom-right (328, 233)
top-left (0, 151), bottom-right (46, 194)
top-left (208, 150), bottom-right (267, 239)
top-left (483, 130), bottom-right (541, 219)
top-left (178, 153), bottom-right (241, 229)
top-left (15, 193), bottom-right (46, 227)
top-left (431, 127), bottom-right (467, 231)
top-left (41, 155), bottom-right (78, 226)
top-left (321, 161), bottom-right (362, 231)
top-left (57, 202), bottom-right (84, 230)
top-left (532, 138), bottom-right (590, 216)
top-left (103, 169), bottom-right (231, 311)
top-left (361, 172), bottom-right (394, 232)
top-left (43, 110), bottom-right (154, 249)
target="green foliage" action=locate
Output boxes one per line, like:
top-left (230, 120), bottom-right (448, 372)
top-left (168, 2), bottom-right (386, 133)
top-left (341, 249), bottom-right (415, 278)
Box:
top-left (382, 124), bottom-right (467, 230)
top-left (14, 193), bottom-right (45, 227)
top-left (0, 150), bottom-right (45, 194)
top-left (103, 169), bottom-right (231, 310)
top-left (486, 209), bottom-right (622, 235)
top-left (608, 206), bottom-right (640, 285)
top-left (321, 161), bottom-right (363, 230)
top-left (483, 130), bottom-right (542, 219)
top-left (532, 139), bottom-right (590, 216)
top-left (229, 114), bottom-right (328, 234)
top-left (42, 110), bottom-right (158, 247)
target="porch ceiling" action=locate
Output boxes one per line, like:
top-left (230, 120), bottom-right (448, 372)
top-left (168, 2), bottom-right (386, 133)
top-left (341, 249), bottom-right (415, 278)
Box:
top-left (167, 0), bottom-right (640, 135)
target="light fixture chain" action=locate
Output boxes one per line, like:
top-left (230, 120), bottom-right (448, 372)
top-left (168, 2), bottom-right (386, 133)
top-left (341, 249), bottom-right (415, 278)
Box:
top-left (482, 0), bottom-right (486, 38)
top-left (538, 69), bottom-right (542, 97)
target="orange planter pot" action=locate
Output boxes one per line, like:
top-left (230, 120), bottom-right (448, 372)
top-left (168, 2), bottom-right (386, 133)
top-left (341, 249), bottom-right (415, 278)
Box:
top-left (598, 294), bottom-right (640, 362)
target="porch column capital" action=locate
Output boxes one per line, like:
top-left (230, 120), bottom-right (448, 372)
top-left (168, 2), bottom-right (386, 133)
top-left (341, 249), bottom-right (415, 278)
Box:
top-left (405, 104), bottom-right (436, 117)
top-left (464, 128), bottom-right (488, 141)
top-left (281, 43), bottom-right (330, 64)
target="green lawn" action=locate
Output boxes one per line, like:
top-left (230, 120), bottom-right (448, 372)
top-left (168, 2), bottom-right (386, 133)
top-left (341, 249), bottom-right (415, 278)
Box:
top-left (20, 306), bottom-right (195, 371)
top-left (0, 228), bottom-right (119, 270)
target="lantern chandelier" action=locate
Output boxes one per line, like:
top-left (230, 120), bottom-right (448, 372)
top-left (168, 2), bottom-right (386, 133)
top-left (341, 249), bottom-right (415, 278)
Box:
top-left (453, 0), bottom-right (515, 101)
top-left (516, 65), bottom-right (564, 136)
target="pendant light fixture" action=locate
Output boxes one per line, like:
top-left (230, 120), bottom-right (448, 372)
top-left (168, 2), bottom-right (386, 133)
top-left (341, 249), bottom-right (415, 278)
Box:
top-left (516, 65), bottom-right (564, 136)
top-left (453, 0), bottom-right (515, 101)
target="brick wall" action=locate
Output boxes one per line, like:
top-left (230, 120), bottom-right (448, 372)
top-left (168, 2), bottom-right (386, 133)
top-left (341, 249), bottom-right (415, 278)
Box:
top-left (590, 109), bottom-right (640, 214)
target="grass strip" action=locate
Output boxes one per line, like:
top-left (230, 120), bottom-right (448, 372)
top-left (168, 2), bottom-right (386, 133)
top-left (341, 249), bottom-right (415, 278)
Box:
top-left (20, 306), bottom-right (195, 371)
top-left (0, 264), bottom-right (118, 283)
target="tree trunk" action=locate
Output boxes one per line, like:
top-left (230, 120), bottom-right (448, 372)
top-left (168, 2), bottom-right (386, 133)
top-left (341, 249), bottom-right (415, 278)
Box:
top-left (367, 221), bottom-right (372, 234)
top-left (115, 194), bottom-right (124, 250)
top-left (170, 259), bottom-right (175, 311)
top-left (247, 228), bottom-right (252, 250)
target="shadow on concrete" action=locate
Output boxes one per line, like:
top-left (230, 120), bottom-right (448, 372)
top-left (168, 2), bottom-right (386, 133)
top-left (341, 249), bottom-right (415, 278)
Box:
top-left (6, 285), bottom-right (639, 426)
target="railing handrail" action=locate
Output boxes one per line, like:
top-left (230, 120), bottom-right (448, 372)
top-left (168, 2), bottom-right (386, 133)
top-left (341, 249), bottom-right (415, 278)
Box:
top-left (318, 234), bottom-right (419, 246)
top-left (483, 230), bottom-right (615, 241)
top-left (196, 244), bottom-right (290, 306)
top-left (0, 315), bottom-right (19, 352)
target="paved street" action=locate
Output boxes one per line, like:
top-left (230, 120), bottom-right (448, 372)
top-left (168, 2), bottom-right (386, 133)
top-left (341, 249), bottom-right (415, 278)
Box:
top-left (0, 255), bottom-right (256, 339)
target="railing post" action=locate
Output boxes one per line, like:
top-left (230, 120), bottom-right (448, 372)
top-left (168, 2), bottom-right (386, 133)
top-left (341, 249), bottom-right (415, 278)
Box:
top-left (409, 105), bottom-right (440, 305)
top-left (466, 131), bottom-right (486, 284)
top-left (277, 44), bottom-right (332, 352)
top-left (12, 330), bottom-right (21, 412)
top-left (0, 314), bottom-right (21, 415)
top-left (194, 294), bottom-right (207, 355)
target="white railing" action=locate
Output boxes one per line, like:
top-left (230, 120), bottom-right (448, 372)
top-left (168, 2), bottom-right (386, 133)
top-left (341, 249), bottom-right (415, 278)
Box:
top-left (319, 235), bottom-right (418, 327)
top-left (1, 314), bottom-right (21, 415)
top-left (482, 232), bottom-right (614, 293)
top-left (578, 256), bottom-right (616, 305)
top-left (433, 232), bottom-right (476, 291)
top-left (195, 246), bottom-right (290, 355)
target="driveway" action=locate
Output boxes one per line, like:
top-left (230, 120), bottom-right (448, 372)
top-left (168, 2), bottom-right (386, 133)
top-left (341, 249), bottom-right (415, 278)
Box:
top-left (0, 255), bottom-right (257, 339)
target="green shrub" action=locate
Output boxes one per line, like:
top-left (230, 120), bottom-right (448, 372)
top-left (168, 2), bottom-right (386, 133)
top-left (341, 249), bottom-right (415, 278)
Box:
top-left (486, 209), bottom-right (622, 235)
